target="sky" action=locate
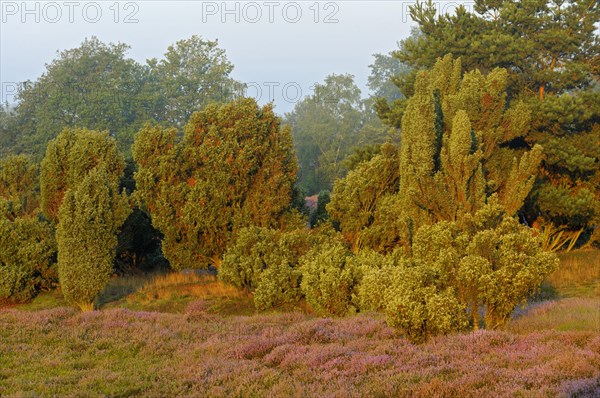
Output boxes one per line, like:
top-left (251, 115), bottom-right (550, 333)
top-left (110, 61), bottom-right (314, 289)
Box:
top-left (0, 1), bottom-right (474, 114)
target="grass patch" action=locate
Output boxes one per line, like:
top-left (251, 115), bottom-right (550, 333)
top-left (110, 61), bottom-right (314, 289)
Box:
top-left (96, 273), bottom-right (160, 308)
top-left (516, 249), bottom-right (599, 333)
top-left (508, 297), bottom-right (599, 333)
top-left (548, 249), bottom-right (600, 298)
top-left (129, 272), bottom-right (246, 301)
top-left (531, 249), bottom-right (599, 302)
top-left (16, 289), bottom-right (71, 311)
top-left (109, 271), bottom-right (254, 315)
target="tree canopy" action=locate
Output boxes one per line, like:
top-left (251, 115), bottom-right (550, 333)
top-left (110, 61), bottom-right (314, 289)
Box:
top-left (148, 35), bottom-right (245, 129)
top-left (11, 36), bottom-right (243, 159)
top-left (16, 37), bottom-right (149, 157)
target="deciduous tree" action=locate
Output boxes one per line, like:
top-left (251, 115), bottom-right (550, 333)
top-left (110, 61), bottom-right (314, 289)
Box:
top-left (285, 74), bottom-right (373, 194)
top-left (16, 37), bottom-right (150, 157)
top-left (149, 35), bottom-right (244, 128)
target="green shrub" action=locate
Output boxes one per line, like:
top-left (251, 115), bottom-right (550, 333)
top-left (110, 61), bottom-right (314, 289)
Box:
top-left (0, 210), bottom-right (56, 302)
top-left (220, 227), bottom-right (311, 310)
top-left (41, 128), bottom-right (125, 222)
top-left (0, 154), bottom-right (40, 217)
top-left (327, 143), bottom-right (400, 252)
top-left (383, 264), bottom-right (469, 343)
top-left (253, 263), bottom-right (301, 311)
top-left (354, 250), bottom-right (402, 312)
top-left (353, 248), bottom-right (469, 342)
top-left (409, 201), bottom-right (559, 331)
top-left (299, 237), bottom-right (360, 316)
top-left (463, 206), bottom-right (560, 328)
top-left (133, 98), bottom-right (297, 270)
top-left (0, 154), bottom-right (57, 302)
top-left (353, 201), bottom-right (558, 340)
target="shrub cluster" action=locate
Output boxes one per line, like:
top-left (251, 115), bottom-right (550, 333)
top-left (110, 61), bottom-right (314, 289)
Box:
top-left (0, 212), bottom-right (56, 302)
top-left (220, 227), bottom-right (310, 310)
top-left (220, 198), bottom-right (558, 343)
top-left (357, 201), bottom-right (558, 342)
top-left (0, 155), bottom-right (56, 302)
top-left (299, 237), bottom-right (360, 316)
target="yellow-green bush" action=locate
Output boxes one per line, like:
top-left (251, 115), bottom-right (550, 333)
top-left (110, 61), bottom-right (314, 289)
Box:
top-left (0, 211), bottom-right (56, 302)
top-left (0, 154), bottom-right (56, 302)
top-left (353, 201), bottom-right (559, 342)
top-left (133, 98), bottom-right (297, 270)
top-left (383, 265), bottom-right (469, 343)
top-left (220, 227), bottom-right (311, 310)
top-left (299, 237), bottom-right (360, 316)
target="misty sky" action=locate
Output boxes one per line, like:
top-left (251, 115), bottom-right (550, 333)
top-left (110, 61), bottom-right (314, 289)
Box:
top-left (0, 1), bottom-right (473, 113)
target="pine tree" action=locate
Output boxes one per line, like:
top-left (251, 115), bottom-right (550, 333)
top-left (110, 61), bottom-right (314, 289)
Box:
top-left (57, 168), bottom-right (129, 310)
top-left (382, 0), bottom-right (600, 241)
top-left (133, 98), bottom-right (297, 270)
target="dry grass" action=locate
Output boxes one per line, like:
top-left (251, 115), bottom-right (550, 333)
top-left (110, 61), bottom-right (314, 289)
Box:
top-left (508, 298), bottom-right (599, 334)
top-left (100, 271), bottom-right (255, 315)
top-left (131, 272), bottom-right (246, 302)
top-left (548, 249), bottom-right (600, 298)
top-left (510, 250), bottom-right (599, 334)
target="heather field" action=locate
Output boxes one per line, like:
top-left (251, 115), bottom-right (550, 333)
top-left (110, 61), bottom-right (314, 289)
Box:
top-left (1, 251), bottom-right (599, 398)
